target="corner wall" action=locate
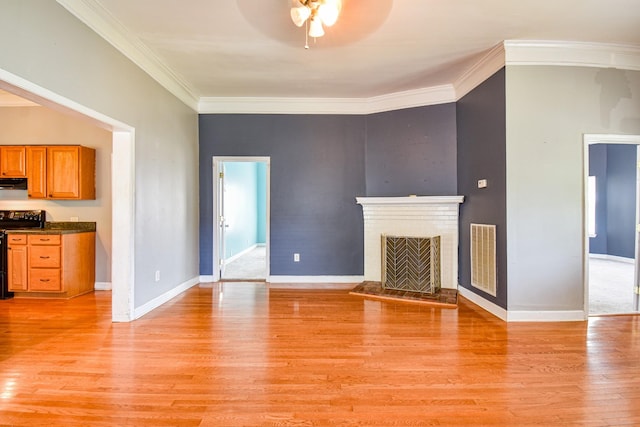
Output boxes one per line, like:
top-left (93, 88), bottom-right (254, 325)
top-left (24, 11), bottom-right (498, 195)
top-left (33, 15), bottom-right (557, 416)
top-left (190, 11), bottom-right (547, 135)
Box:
top-left (506, 66), bottom-right (640, 312)
top-left (456, 69), bottom-right (508, 309)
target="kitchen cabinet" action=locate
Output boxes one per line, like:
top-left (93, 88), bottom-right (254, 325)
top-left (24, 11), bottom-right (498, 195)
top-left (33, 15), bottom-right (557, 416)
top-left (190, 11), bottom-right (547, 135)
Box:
top-left (0, 146), bottom-right (26, 177)
top-left (26, 146), bottom-right (47, 199)
top-left (46, 146), bottom-right (95, 199)
top-left (7, 234), bottom-right (28, 292)
top-left (8, 231), bottom-right (96, 298)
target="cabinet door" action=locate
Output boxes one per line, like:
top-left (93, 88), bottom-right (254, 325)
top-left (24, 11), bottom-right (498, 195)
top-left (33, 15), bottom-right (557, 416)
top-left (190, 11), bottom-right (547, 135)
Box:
top-left (7, 245), bottom-right (28, 292)
top-left (47, 146), bottom-right (80, 199)
top-left (26, 146), bottom-right (47, 199)
top-left (0, 146), bottom-right (26, 177)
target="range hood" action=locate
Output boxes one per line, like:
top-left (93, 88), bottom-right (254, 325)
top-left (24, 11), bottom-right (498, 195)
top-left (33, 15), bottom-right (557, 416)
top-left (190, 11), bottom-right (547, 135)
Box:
top-left (0, 178), bottom-right (27, 190)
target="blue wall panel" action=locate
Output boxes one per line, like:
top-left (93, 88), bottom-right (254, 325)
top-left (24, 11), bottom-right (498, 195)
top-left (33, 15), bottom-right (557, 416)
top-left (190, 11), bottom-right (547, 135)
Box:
top-left (199, 105), bottom-right (459, 276)
top-left (456, 68), bottom-right (508, 309)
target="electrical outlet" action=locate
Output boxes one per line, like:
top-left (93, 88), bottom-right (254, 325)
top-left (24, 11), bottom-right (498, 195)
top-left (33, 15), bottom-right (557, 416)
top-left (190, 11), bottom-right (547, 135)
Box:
top-left (155, 270), bottom-right (160, 282)
top-left (70, 216), bottom-right (79, 222)
top-left (294, 253), bottom-right (300, 262)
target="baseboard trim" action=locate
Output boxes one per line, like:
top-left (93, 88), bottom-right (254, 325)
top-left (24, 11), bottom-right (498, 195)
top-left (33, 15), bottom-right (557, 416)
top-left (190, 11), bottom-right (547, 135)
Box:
top-left (506, 310), bottom-right (586, 322)
top-left (589, 254), bottom-right (634, 264)
top-left (94, 282), bottom-right (112, 291)
top-left (269, 275), bottom-right (364, 284)
top-left (133, 276), bottom-right (200, 320)
top-left (225, 244), bottom-right (258, 264)
top-left (458, 287), bottom-right (507, 321)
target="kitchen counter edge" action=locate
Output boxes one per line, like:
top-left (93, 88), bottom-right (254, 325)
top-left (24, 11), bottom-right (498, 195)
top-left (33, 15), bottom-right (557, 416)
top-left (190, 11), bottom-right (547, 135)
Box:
top-left (4, 222), bottom-right (96, 234)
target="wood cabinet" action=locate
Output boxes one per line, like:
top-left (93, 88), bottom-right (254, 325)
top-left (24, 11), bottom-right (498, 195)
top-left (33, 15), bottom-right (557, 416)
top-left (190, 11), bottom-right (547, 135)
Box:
top-left (7, 232), bottom-right (96, 298)
top-left (7, 234), bottom-right (28, 292)
top-left (47, 146), bottom-right (95, 199)
top-left (0, 146), bottom-right (26, 177)
top-left (26, 146), bottom-right (47, 199)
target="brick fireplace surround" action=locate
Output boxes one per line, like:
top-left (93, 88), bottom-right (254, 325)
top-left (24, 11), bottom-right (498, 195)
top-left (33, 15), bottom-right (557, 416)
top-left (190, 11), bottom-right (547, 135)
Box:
top-left (356, 196), bottom-right (464, 290)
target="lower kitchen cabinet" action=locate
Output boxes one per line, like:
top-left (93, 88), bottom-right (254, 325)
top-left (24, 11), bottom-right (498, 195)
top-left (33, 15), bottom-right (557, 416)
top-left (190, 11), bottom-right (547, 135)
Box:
top-left (8, 232), bottom-right (95, 298)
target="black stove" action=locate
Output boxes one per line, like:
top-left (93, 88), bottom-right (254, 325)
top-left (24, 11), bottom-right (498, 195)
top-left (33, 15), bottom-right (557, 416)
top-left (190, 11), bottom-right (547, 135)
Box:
top-left (0, 210), bottom-right (46, 299)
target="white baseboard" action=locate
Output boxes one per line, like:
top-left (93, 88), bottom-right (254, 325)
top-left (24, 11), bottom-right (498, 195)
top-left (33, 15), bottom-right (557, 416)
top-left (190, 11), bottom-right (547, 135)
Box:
top-left (199, 275), bottom-right (215, 283)
top-left (459, 287), bottom-right (586, 322)
top-left (589, 254), bottom-right (634, 264)
top-left (133, 276), bottom-right (200, 320)
top-left (94, 282), bottom-right (112, 291)
top-left (269, 275), bottom-right (364, 284)
top-left (269, 282), bottom-right (357, 290)
top-left (506, 310), bottom-right (586, 322)
top-left (225, 244), bottom-right (258, 264)
top-left (458, 287), bottom-right (507, 321)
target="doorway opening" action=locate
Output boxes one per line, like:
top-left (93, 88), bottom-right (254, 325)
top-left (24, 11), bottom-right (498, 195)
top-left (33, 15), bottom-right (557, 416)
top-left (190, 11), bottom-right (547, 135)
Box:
top-left (0, 71), bottom-right (135, 322)
top-left (584, 134), bottom-right (640, 316)
top-left (212, 157), bottom-right (270, 282)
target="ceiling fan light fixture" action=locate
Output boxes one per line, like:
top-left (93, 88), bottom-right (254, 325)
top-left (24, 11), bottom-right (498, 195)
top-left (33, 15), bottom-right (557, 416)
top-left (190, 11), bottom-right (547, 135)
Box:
top-left (308, 16), bottom-right (325, 38)
top-left (290, 0), bottom-right (341, 45)
top-left (290, 3), bottom-right (310, 27)
top-left (318, 0), bottom-right (341, 26)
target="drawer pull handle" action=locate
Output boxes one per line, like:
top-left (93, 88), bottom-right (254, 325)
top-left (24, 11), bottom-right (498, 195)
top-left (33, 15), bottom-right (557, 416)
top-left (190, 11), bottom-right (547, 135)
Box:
top-left (40, 279), bottom-right (50, 282)
top-left (40, 256), bottom-right (50, 259)
top-left (39, 238), bottom-right (51, 242)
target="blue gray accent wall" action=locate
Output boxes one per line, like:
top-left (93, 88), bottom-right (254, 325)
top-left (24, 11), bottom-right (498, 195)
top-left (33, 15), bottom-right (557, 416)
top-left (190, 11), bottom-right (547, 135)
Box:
top-left (456, 68), bottom-right (507, 308)
top-left (199, 104), bottom-right (459, 276)
top-left (590, 144), bottom-right (637, 258)
top-left (199, 114), bottom-right (367, 276)
top-left (365, 104), bottom-right (457, 196)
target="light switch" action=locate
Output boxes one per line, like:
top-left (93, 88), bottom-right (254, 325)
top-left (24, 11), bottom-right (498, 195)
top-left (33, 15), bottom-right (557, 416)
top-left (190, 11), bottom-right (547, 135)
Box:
top-left (477, 179), bottom-right (488, 189)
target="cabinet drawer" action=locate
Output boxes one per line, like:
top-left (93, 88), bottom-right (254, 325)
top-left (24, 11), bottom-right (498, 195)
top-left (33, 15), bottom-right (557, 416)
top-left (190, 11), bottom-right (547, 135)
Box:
top-left (28, 235), bottom-right (61, 245)
top-left (7, 234), bottom-right (27, 245)
top-left (29, 246), bottom-right (61, 268)
top-left (29, 269), bottom-right (61, 291)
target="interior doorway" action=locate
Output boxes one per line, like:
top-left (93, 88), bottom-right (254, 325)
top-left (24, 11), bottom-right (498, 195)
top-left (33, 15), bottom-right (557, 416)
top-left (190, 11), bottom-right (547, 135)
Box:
top-left (212, 157), bottom-right (270, 282)
top-left (584, 134), bottom-right (640, 316)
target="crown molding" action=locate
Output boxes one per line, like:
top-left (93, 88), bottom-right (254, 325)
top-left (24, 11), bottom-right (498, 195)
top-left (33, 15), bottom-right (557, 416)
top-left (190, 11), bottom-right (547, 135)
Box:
top-left (198, 85), bottom-right (456, 115)
top-left (56, 0), bottom-right (199, 111)
top-left (504, 40), bottom-right (640, 71)
top-left (454, 43), bottom-right (505, 100)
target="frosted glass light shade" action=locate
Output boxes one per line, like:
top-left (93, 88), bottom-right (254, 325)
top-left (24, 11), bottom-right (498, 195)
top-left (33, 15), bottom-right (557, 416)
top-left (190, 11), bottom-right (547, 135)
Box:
top-left (318, 0), bottom-right (341, 26)
top-left (290, 4), bottom-right (311, 27)
top-left (308, 17), bottom-right (325, 37)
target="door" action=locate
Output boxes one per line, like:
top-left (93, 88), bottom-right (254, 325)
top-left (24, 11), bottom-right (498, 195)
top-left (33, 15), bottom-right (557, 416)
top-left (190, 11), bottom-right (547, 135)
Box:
top-left (584, 134), bottom-right (640, 315)
top-left (213, 157), bottom-right (270, 282)
top-left (217, 163), bottom-right (226, 279)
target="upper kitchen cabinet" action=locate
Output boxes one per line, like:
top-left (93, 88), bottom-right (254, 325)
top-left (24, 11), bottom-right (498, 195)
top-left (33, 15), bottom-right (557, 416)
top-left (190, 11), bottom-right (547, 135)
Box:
top-left (26, 146), bottom-right (47, 199)
top-left (0, 146), bottom-right (26, 177)
top-left (46, 146), bottom-right (95, 200)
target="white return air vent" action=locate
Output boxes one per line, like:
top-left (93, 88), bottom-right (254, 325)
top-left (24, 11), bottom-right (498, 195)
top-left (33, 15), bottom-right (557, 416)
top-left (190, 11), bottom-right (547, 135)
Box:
top-left (470, 223), bottom-right (497, 297)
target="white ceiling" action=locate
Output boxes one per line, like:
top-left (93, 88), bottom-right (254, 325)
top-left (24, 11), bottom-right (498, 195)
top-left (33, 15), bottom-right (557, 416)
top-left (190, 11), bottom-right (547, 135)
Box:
top-left (78, 0), bottom-right (640, 100)
top-left (7, 0), bottom-right (640, 110)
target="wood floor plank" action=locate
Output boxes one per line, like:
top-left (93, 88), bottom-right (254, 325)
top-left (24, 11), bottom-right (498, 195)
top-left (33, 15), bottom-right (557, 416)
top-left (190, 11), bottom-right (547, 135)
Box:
top-left (1, 283), bottom-right (639, 426)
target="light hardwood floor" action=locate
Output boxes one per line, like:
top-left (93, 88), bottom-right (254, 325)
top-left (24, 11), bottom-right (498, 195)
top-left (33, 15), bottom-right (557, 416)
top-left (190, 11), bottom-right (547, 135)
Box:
top-left (1, 283), bottom-right (640, 426)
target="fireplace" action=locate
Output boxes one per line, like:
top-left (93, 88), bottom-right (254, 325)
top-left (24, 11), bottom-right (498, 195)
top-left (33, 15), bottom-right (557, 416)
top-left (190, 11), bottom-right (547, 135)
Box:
top-left (382, 234), bottom-right (441, 294)
top-left (356, 196), bottom-right (464, 290)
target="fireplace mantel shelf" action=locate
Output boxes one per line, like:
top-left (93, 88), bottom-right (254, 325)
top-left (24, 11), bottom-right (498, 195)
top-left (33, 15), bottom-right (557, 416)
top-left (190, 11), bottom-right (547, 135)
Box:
top-left (356, 196), bottom-right (464, 206)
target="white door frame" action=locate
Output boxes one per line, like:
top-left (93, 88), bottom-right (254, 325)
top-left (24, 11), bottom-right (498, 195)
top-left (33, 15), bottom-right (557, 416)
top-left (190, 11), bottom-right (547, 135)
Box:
top-left (0, 68), bottom-right (135, 321)
top-left (212, 156), bottom-right (270, 282)
top-left (583, 133), bottom-right (640, 316)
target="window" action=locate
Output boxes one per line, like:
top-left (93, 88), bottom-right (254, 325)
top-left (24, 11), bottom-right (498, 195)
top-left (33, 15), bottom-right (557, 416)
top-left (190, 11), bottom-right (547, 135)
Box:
top-left (588, 176), bottom-right (596, 237)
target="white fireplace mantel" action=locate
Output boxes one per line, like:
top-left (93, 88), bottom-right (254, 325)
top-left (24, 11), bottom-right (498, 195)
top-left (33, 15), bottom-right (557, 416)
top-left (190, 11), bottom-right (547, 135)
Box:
top-left (356, 195), bottom-right (464, 288)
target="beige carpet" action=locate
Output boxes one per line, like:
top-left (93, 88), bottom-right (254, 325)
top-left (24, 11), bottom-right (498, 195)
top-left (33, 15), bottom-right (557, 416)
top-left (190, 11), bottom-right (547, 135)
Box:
top-left (222, 246), bottom-right (267, 281)
top-left (589, 257), bottom-right (638, 315)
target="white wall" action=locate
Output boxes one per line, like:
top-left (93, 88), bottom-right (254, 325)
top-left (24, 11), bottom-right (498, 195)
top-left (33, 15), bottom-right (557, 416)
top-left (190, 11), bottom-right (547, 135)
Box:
top-left (0, 1), bottom-right (199, 309)
top-left (506, 66), bottom-right (640, 311)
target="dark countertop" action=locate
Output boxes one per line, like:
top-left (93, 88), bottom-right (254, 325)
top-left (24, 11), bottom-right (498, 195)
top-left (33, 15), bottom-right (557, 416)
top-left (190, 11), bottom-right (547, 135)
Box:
top-left (4, 222), bottom-right (96, 234)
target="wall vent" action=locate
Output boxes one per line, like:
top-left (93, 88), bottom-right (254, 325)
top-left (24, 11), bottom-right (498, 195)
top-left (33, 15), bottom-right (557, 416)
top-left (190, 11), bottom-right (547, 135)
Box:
top-left (470, 224), bottom-right (497, 297)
